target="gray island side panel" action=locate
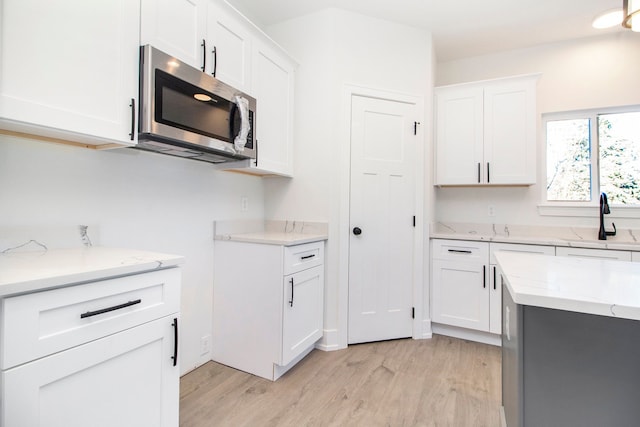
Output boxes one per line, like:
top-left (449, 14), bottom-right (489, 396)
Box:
top-left (522, 305), bottom-right (640, 427)
top-left (502, 285), bottom-right (523, 427)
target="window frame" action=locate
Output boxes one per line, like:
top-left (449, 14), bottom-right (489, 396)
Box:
top-left (539, 104), bottom-right (640, 218)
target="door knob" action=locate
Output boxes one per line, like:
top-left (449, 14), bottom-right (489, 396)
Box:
top-left (353, 227), bottom-right (362, 235)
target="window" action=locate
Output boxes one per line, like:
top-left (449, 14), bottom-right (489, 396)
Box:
top-left (545, 107), bottom-right (640, 206)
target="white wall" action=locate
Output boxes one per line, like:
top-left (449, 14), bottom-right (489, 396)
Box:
top-left (435, 32), bottom-right (640, 228)
top-left (0, 135), bottom-right (264, 374)
top-left (264, 9), bottom-right (433, 348)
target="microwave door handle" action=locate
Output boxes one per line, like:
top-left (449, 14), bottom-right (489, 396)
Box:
top-left (232, 96), bottom-right (250, 152)
top-left (229, 102), bottom-right (239, 144)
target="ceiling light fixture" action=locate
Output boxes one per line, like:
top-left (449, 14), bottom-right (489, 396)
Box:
top-left (592, 9), bottom-right (623, 28)
top-left (623, 0), bottom-right (640, 31)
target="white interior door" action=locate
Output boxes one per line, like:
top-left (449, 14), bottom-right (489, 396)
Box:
top-left (348, 94), bottom-right (417, 344)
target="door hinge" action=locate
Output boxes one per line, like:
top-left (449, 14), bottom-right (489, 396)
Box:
top-left (413, 216), bottom-right (416, 227)
top-left (414, 121), bottom-right (421, 135)
top-left (412, 307), bottom-right (415, 319)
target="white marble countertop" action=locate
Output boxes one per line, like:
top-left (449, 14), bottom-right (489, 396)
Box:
top-left (217, 231), bottom-right (327, 246)
top-left (214, 219), bottom-right (328, 246)
top-left (0, 247), bottom-right (184, 297)
top-left (495, 251), bottom-right (640, 321)
top-left (431, 222), bottom-right (640, 251)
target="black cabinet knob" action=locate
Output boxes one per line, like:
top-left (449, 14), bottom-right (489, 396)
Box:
top-left (353, 227), bottom-right (362, 235)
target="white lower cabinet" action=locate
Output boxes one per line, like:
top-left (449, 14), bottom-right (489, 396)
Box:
top-left (556, 246), bottom-right (632, 261)
top-left (2, 317), bottom-right (178, 427)
top-left (431, 239), bottom-right (554, 342)
top-left (432, 257), bottom-right (490, 331)
top-left (0, 268), bottom-right (181, 427)
top-left (431, 240), bottom-right (491, 333)
top-left (213, 240), bottom-right (324, 380)
top-left (281, 265), bottom-right (324, 366)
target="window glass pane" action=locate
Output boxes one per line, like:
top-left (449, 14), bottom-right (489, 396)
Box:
top-left (546, 118), bottom-right (591, 201)
top-left (599, 112), bottom-right (640, 205)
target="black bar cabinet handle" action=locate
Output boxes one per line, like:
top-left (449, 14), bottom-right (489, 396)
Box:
top-left (448, 249), bottom-right (472, 254)
top-left (201, 39), bottom-right (206, 72)
top-left (477, 163), bottom-right (481, 183)
top-left (80, 299), bottom-right (141, 319)
top-left (483, 265), bottom-right (486, 288)
top-left (487, 162), bottom-right (491, 183)
top-left (212, 46), bottom-right (217, 77)
top-left (493, 266), bottom-right (497, 290)
top-left (301, 254), bottom-right (316, 260)
top-left (254, 139), bottom-right (258, 167)
top-left (171, 318), bottom-right (178, 367)
top-left (129, 98), bottom-right (135, 141)
top-left (289, 278), bottom-right (294, 307)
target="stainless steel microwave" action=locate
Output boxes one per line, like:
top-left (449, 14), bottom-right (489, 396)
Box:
top-left (137, 45), bottom-right (257, 164)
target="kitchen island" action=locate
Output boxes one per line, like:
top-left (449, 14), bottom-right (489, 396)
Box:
top-left (496, 252), bottom-right (640, 427)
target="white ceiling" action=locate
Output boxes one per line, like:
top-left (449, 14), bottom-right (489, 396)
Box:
top-left (225, 0), bottom-right (626, 61)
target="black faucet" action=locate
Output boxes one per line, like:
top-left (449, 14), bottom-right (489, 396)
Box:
top-left (598, 192), bottom-right (617, 240)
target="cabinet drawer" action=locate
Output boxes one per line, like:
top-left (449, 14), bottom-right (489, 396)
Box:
top-left (1, 268), bottom-right (180, 369)
top-left (556, 247), bottom-right (631, 261)
top-left (431, 239), bottom-right (488, 262)
top-left (284, 241), bottom-right (324, 275)
top-left (490, 243), bottom-right (555, 264)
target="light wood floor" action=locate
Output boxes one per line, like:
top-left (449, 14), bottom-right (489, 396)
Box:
top-left (179, 335), bottom-right (502, 427)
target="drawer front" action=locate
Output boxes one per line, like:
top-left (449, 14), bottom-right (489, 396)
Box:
top-left (1, 268), bottom-right (180, 369)
top-left (490, 243), bottom-right (555, 264)
top-left (431, 239), bottom-right (489, 262)
top-left (284, 241), bottom-right (324, 275)
top-left (556, 247), bottom-right (632, 261)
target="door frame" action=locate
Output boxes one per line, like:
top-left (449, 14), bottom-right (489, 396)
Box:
top-left (337, 84), bottom-right (427, 348)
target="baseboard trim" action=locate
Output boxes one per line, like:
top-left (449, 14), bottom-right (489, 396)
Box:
top-left (316, 328), bottom-right (343, 351)
top-left (421, 319), bottom-right (433, 339)
top-left (432, 323), bottom-right (501, 346)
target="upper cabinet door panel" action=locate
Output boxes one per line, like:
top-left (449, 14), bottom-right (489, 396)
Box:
top-left (483, 78), bottom-right (536, 185)
top-left (435, 86), bottom-right (484, 185)
top-left (0, 0), bottom-right (140, 146)
top-left (434, 75), bottom-right (538, 186)
top-left (250, 40), bottom-right (295, 176)
top-left (140, 0), bottom-right (208, 70)
top-left (207, 1), bottom-right (252, 92)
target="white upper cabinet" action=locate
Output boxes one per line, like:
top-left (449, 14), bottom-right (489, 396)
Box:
top-left (141, 0), bottom-right (296, 176)
top-left (207, 1), bottom-right (252, 92)
top-left (141, 0), bottom-right (252, 89)
top-left (248, 39), bottom-right (295, 176)
top-left (0, 0), bottom-right (141, 147)
top-left (140, 0), bottom-right (208, 71)
top-left (435, 86), bottom-right (484, 185)
top-left (435, 75), bottom-right (538, 186)
top-left (483, 79), bottom-right (537, 185)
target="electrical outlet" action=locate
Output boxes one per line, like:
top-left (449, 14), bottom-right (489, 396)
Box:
top-left (241, 197), bottom-right (249, 212)
top-left (488, 204), bottom-right (496, 217)
top-left (200, 335), bottom-right (211, 356)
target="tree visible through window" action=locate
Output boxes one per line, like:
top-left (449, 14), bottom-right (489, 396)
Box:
top-left (545, 109), bottom-right (640, 205)
top-left (599, 112), bottom-right (640, 204)
top-left (546, 118), bottom-right (591, 201)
